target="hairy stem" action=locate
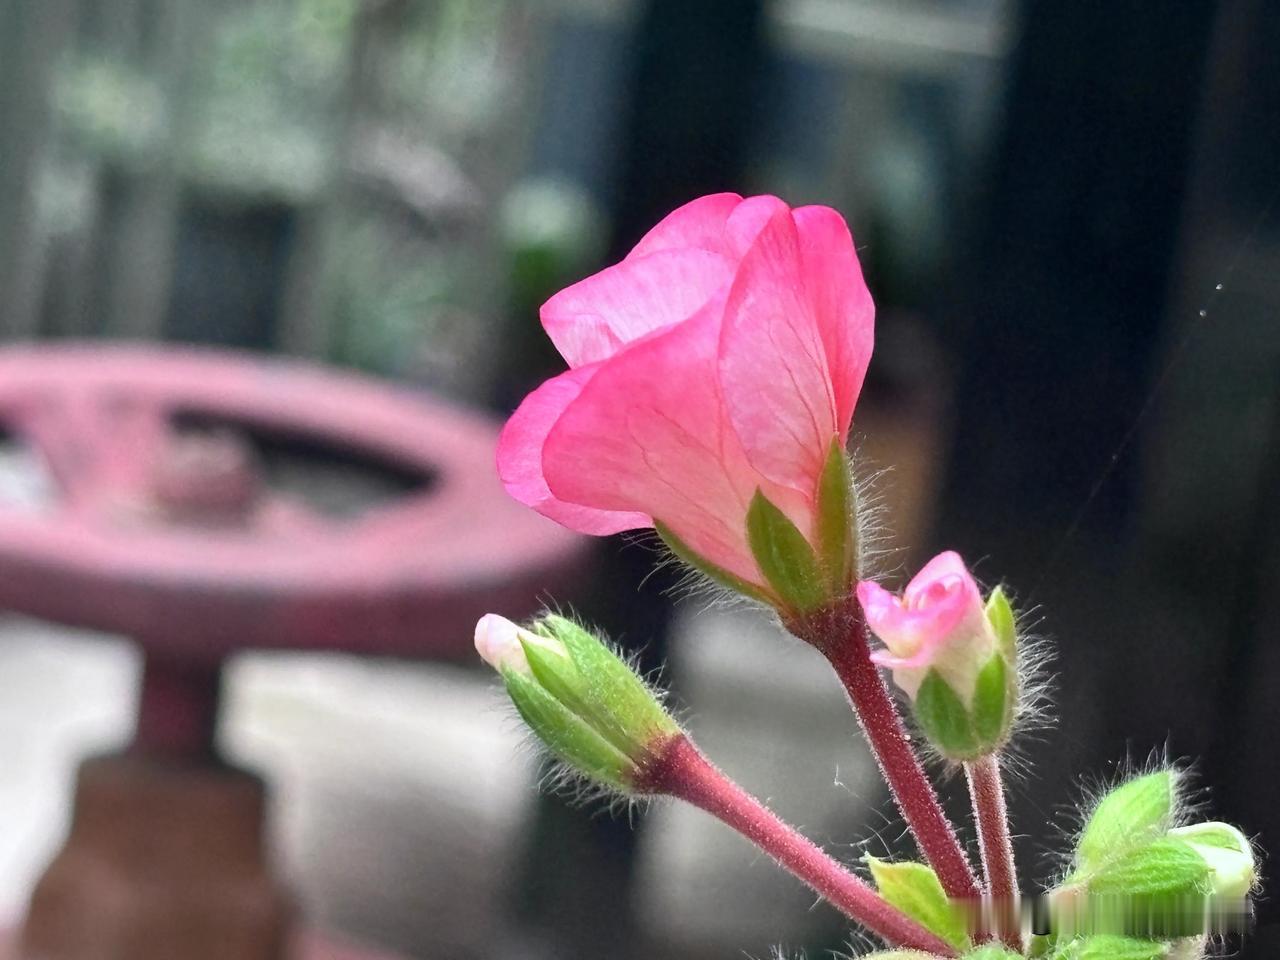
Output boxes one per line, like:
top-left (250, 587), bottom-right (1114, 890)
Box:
top-left (965, 754), bottom-right (1022, 951)
top-left (643, 735), bottom-right (960, 957)
top-left (801, 607), bottom-right (982, 902)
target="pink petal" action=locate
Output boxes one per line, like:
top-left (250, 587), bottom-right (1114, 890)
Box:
top-left (858, 578), bottom-right (959, 669)
top-left (541, 295), bottom-right (776, 584)
top-left (541, 249), bottom-right (735, 367)
top-left (626, 192), bottom-right (744, 259)
top-left (717, 204), bottom-right (840, 496)
top-left (497, 365), bottom-right (650, 535)
top-left (793, 205), bottom-right (875, 437)
top-left (723, 194), bottom-right (793, 257)
top-left (904, 550), bottom-right (980, 607)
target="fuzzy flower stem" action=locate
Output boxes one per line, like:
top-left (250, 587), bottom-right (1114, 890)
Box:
top-left (801, 607), bottom-right (982, 903)
top-left (965, 754), bottom-right (1022, 951)
top-left (643, 734), bottom-right (960, 957)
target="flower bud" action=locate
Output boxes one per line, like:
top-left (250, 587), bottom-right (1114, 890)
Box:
top-left (857, 552), bottom-right (1017, 760)
top-left (1168, 822), bottom-right (1256, 900)
top-left (1057, 774), bottom-right (1254, 944)
top-left (475, 613), bottom-right (680, 792)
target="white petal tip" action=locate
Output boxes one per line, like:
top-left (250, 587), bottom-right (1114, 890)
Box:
top-left (474, 614), bottom-right (529, 673)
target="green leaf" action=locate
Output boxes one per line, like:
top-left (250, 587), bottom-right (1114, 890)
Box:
top-left (655, 519), bottom-right (775, 605)
top-left (856, 954), bottom-right (940, 959)
top-left (815, 437), bottom-right (856, 593)
top-left (972, 653), bottom-right (1011, 746)
top-left (865, 856), bottom-right (971, 952)
top-left (1077, 772), bottom-right (1178, 873)
top-left (984, 586), bottom-right (1017, 662)
top-left (503, 668), bottom-right (633, 789)
top-left (914, 669), bottom-right (979, 759)
top-left (746, 488), bottom-right (828, 612)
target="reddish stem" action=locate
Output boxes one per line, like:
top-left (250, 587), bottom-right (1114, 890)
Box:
top-left (644, 735), bottom-right (959, 957)
top-left (805, 610), bottom-right (982, 903)
top-left (965, 755), bottom-right (1022, 951)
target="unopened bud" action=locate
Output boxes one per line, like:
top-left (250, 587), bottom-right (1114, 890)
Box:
top-left (857, 552), bottom-right (1017, 760)
top-left (1169, 822), bottom-right (1256, 900)
top-left (475, 613), bottom-right (680, 792)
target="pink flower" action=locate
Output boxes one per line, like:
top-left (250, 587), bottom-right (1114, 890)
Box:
top-left (497, 193), bottom-right (874, 589)
top-left (856, 551), bottom-right (998, 702)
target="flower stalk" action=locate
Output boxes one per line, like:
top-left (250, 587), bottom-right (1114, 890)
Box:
top-left (800, 603), bottom-right (982, 903)
top-left (965, 755), bottom-right (1021, 951)
top-left (641, 734), bottom-right (961, 957)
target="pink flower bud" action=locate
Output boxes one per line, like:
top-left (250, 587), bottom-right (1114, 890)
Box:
top-left (474, 613), bottom-right (532, 674)
top-left (497, 193), bottom-right (874, 593)
top-left (856, 551), bottom-right (998, 704)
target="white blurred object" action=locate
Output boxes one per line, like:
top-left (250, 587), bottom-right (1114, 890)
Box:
top-left (637, 606), bottom-right (883, 955)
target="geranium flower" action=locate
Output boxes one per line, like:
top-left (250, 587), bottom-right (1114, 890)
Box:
top-left (497, 193), bottom-right (874, 596)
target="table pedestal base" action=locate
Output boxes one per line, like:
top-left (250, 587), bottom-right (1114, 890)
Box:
top-left (18, 754), bottom-right (295, 960)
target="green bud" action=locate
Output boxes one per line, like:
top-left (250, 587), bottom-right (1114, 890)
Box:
top-left (476, 613), bottom-right (680, 792)
top-left (884, 580), bottom-right (1019, 762)
top-left (864, 855), bottom-right (971, 953)
top-left (1168, 822), bottom-right (1256, 899)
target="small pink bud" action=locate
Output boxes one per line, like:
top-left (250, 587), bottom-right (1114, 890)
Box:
top-left (856, 551), bottom-right (998, 704)
top-left (474, 614), bottom-right (532, 674)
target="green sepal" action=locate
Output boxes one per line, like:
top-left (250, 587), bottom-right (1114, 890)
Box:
top-left (1076, 772), bottom-right (1179, 874)
top-left (864, 856), bottom-right (971, 952)
top-left (984, 586), bottom-right (1017, 663)
top-left (914, 669), bottom-right (980, 759)
top-left (1052, 936), bottom-right (1169, 960)
top-left (1082, 839), bottom-right (1211, 940)
top-left (963, 948), bottom-right (1023, 959)
top-left (502, 666), bottom-right (632, 789)
top-left (815, 437), bottom-right (857, 593)
top-left (528, 614), bottom-right (679, 759)
top-left (655, 519), bottom-right (774, 605)
top-left (971, 653), bottom-right (1010, 746)
top-left (746, 488), bottom-right (828, 613)
top-left (1088, 838), bottom-right (1210, 896)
